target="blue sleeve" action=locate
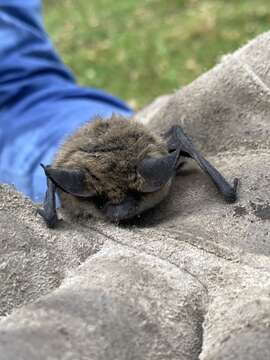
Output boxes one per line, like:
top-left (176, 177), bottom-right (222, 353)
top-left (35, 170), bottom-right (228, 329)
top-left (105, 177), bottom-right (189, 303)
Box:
top-left (0, 0), bottom-right (133, 202)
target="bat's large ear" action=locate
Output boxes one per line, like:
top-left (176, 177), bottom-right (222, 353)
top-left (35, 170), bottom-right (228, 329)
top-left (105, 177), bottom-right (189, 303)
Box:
top-left (137, 149), bottom-right (179, 193)
top-left (40, 164), bottom-right (97, 198)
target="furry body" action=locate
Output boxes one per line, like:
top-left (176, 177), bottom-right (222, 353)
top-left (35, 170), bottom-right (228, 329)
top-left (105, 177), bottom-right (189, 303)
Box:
top-left (39, 115), bottom-right (237, 227)
top-left (53, 115), bottom-right (172, 221)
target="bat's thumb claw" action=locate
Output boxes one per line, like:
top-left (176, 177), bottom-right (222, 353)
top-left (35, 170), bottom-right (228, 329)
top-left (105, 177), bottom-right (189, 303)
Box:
top-left (224, 178), bottom-right (239, 204)
top-left (233, 178), bottom-right (239, 192)
top-left (37, 207), bottom-right (58, 228)
top-left (40, 163), bottom-right (50, 172)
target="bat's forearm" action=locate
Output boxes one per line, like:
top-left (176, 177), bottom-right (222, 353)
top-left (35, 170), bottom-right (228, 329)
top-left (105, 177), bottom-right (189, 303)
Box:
top-left (37, 176), bottom-right (58, 228)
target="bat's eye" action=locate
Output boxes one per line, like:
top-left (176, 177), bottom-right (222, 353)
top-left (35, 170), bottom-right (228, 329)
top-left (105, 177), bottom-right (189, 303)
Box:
top-left (92, 195), bottom-right (109, 210)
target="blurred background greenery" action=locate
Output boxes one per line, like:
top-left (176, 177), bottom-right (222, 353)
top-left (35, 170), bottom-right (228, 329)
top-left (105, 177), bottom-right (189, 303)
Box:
top-left (44, 0), bottom-right (269, 109)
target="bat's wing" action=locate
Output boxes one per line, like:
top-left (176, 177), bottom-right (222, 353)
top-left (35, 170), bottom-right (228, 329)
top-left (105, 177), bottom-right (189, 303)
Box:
top-left (37, 174), bottom-right (59, 228)
top-left (165, 125), bottom-right (238, 203)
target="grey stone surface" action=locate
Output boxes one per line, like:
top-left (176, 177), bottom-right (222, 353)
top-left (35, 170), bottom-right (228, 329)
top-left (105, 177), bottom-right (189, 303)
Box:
top-left (0, 244), bottom-right (206, 360)
top-left (0, 185), bottom-right (104, 316)
top-left (1, 31), bottom-right (270, 359)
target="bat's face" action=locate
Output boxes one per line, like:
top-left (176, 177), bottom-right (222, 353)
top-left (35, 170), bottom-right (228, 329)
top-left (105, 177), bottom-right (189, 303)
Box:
top-left (46, 116), bottom-right (178, 222)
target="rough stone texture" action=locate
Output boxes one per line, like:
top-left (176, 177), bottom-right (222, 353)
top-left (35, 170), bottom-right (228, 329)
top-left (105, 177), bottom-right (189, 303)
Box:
top-left (0, 244), bottom-right (206, 360)
top-left (1, 31), bottom-right (270, 359)
top-left (0, 185), bottom-right (104, 316)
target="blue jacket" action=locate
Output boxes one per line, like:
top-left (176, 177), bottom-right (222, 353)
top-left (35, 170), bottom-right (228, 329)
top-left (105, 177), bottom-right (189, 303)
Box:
top-left (0, 0), bottom-right (133, 202)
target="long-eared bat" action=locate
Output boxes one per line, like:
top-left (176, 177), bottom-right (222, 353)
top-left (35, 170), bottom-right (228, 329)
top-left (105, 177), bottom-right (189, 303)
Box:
top-left (38, 115), bottom-right (238, 228)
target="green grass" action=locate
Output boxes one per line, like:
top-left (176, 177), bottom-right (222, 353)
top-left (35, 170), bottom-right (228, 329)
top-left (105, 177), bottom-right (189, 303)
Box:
top-left (44, 0), bottom-right (270, 109)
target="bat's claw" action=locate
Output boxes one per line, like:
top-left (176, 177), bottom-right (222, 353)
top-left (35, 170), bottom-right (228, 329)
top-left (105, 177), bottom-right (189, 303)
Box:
top-left (233, 178), bottom-right (239, 192)
top-left (223, 178), bottom-right (239, 204)
top-left (163, 126), bottom-right (179, 152)
top-left (37, 208), bottom-right (59, 228)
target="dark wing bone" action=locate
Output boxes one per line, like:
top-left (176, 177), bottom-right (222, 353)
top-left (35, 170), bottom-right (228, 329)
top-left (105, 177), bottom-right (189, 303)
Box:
top-left (165, 125), bottom-right (238, 203)
top-left (37, 174), bottom-right (58, 228)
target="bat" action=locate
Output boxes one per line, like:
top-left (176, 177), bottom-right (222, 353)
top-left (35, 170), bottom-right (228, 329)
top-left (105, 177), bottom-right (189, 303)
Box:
top-left (38, 115), bottom-right (238, 228)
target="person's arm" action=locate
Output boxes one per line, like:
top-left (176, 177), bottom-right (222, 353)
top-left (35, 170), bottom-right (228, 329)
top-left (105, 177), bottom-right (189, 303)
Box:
top-left (0, 0), bottom-right (133, 202)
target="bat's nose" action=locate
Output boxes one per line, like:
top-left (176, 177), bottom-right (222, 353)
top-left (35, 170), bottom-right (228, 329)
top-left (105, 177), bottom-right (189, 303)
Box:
top-left (104, 196), bottom-right (138, 222)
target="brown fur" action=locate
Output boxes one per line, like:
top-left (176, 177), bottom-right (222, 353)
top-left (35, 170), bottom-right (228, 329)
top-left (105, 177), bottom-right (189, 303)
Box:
top-left (53, 115), bottom-right (172, 220)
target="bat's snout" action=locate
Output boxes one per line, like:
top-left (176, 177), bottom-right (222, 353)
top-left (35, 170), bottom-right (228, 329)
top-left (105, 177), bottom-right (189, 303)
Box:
top-left (104, 196), bottom-right (139, 222)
